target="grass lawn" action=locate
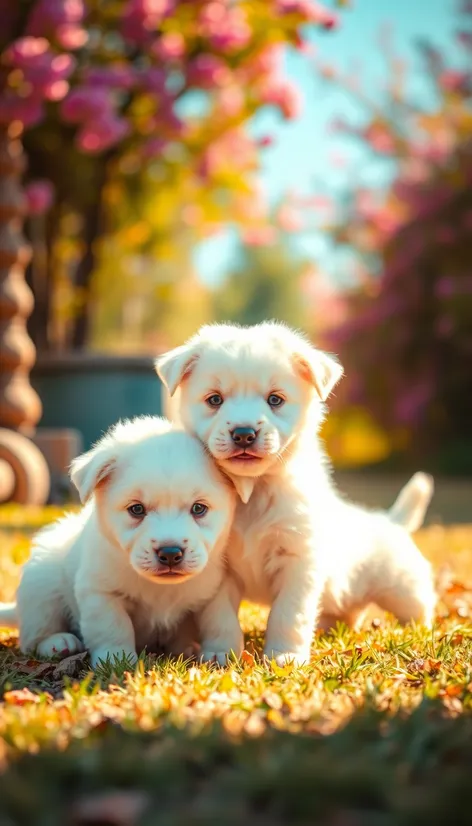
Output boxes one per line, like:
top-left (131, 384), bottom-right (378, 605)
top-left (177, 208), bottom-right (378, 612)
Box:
top-left (1, 506), bottom-right (472, 824)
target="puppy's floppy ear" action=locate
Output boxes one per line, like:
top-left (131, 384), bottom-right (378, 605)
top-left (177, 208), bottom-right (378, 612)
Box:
top-left (293, 347), bottom-right (344, 401)
top-left (70, 444), bottom-right (116, 504)
top-left (155, 343), bottom-right (199, 397)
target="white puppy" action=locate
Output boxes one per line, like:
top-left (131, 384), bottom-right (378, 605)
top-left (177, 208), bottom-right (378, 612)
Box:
top-left (156, 321), bottom-right (437, 665)
top-left (0, 416), bottom-right (240, 667)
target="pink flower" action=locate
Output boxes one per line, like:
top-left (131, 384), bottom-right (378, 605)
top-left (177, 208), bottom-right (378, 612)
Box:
top-left (241, 226), bottom-right (277, 246)
top-left (209, 22), bottom-right (251, 53)
top-left (44, 79), bottom-right (70, 100)
top-left (276, 204), bottom-right (304, 232)
top-left (198, 4), bottom-right (251, 53)
top-left (439, 70), bottom-right (470, 93)
top-left (364, 123), bottom-right (395, 154)
top-left (5, 37), bottom-right (51, 68)
top-left (76, 113), bottom-right (130, 153)
top-left (257, 135), bottom-right (275, 147)
top-left (354, 190), bottom-right (378, 219)
top-left (0, 93), bottom-right (44, 127)
top-left (276, 0), bottom-right (308, 12)
top-left (5, 40), bottom-right (76, 98)
top-left (303, 194), bottom-right (333, 211)
top-left (121, 0), bottom-right (174, 46)
top-left (276, 0), bottom-right (338, 28)
top-left (197, 130), bottom-right (256, 179)
top-left (152, 31), bottom-right (186, 60)
top-left (61, 87), bottom-right (114, 122)
top-left (294, 35), bottom-right (316, 55)
top-left (56, 24), bottom-right (88, 49)
top-left (27, 0), bottom-right (85, 33)
top-left (371, 208), bottom-right (399, 238)
top-left (136, 67), bottom-right (166, 93)
top-left (260, 80), bottom-right (303, 120)
top-left (26, 0), bottom-right (87, 47)
top-left (187, 54), bottom-right (231, 88)
top-left (25, 180), bottom-right (55, 215)
top-left (84, 66), bottom-right (135, 90)
top-left (151, 104), bottom-right (184, 135)
top-left (218, 85), bottom-right (245, 117)
top-left (248, 46), bottom-right (284, 77)
top-left (142, 136), bottom-right (167, 158)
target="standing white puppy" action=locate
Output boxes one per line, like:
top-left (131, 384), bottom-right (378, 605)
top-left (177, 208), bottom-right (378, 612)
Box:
top-left (156, 322), bottom-right (436, 666)
top-left (0, 417), bottom-right (240, 667)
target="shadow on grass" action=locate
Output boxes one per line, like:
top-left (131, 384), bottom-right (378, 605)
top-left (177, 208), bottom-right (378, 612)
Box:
top-left (1, 701), bottom-right (472, 825)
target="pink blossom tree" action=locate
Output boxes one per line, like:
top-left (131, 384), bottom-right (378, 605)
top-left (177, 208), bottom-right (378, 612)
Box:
top-left (0, 0), bottom-right (339, 350)
top-left (318, 3), bottom-right (472, 471)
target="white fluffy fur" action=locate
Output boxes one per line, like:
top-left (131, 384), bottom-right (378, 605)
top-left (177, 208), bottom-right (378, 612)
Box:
top-left (156, 321), bottom-right (437, 666)
top-left (0, 417), bottom-right (241, 667)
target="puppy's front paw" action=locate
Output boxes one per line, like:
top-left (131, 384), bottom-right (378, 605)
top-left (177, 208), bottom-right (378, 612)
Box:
top-left (200, 649), bottom-right (231, 666)
top-left (200, 639), bottom-right (242, 667)
top-left (264, 648), bottom-right (310, 668)
top-left (36, 633), bottom-right (84, 659)
top-left (90, 646), bottom-right (137, 669)
top-left (182, 642), bottom-right (201, 661)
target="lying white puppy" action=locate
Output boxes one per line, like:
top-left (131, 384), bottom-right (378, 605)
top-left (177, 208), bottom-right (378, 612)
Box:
top-left (0, 416), bottom-right (240, 667)
top-left (157, 321), bottom-right (436, 665)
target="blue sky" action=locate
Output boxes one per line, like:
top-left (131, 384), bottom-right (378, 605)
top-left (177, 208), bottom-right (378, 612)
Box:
top-left (194, 0), bottom-right (457, 288)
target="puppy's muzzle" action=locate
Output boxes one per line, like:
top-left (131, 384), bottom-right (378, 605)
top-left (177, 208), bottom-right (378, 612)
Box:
top-left (155, 546), bottom-right (184, 568)
top-left (231, 427), bottom-right (258, 448)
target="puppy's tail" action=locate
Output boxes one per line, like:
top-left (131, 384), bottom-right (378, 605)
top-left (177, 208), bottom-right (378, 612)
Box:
top-left (389, 472), bottom-right (434, 533)
top-left (0, 602), bottom-right (18, 628)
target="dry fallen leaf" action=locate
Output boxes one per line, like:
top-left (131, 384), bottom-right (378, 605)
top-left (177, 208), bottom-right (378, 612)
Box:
top-left (444, 684), bottom-right (463, 697)
top-left (52, 651), bottom-right (88, 680)
top-left (446, 580), bottom-right (469, 595)
top-left (11, 660), bottom-right (55, 679)
top-left (241, 649), bottom-right (256, 668)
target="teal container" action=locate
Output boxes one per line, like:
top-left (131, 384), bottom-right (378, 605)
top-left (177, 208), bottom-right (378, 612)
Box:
top-left (31, 354), bottom-right (164, 450)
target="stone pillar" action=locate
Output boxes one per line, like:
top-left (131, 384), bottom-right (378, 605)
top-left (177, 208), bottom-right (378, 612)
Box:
top-left (0, 126), bottom-right (50, 504)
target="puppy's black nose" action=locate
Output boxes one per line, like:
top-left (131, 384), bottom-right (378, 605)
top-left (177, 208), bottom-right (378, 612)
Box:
top-left (156, 546), bottom-right (184, 567)
top-left (231, 427), bottom-right (257, 447)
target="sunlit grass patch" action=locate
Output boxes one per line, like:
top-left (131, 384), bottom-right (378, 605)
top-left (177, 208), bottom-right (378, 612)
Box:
top-left (1, 506), bottom-right (472, 822)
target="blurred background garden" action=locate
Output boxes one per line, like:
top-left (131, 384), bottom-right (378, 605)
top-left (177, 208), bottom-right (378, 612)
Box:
top-left (1, 0), bottom-right (471, 517)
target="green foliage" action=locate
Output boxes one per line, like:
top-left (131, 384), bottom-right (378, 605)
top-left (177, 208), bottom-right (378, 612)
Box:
top-left (318, 7), bottom-right (472, 470)
top-left (213, 241), bottom-right (311, 330)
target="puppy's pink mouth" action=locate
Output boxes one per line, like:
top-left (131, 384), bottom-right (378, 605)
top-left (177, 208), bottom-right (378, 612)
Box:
top-left (154, 568), bottom-right (188, 579)
top-left (228, 450), bottom-right (264, 462)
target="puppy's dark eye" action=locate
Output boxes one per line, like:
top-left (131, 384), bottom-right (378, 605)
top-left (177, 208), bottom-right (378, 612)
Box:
top-left (191, 502), bottom-right (208, 518)
top-left (267, 393), bottom-right (285, 408)
top-left (206, 393), bottom-right (223, 408)
top-left (128, 503), bottom-right (146, 518)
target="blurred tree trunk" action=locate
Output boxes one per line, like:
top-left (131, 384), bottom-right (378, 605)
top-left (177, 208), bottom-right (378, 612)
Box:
top-left (25, 204), bottom-right (58, 353)
top-left (70, 155), bottom-right (110, 350)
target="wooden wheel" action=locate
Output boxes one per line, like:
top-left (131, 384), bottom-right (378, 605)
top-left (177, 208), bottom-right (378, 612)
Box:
top-left (0, 428), bottom-right (50, 505)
